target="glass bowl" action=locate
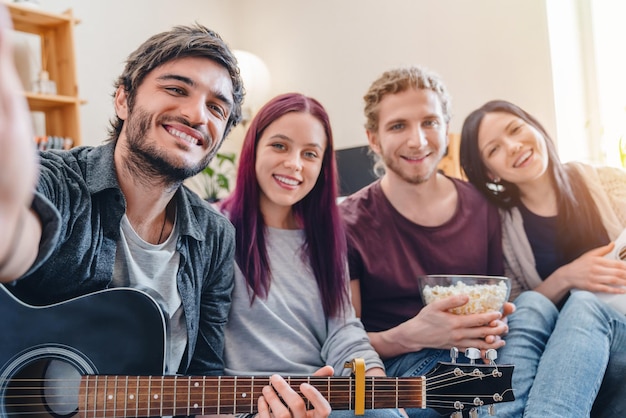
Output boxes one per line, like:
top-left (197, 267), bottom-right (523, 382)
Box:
top-left (419, 275), bottom-right (511, 315)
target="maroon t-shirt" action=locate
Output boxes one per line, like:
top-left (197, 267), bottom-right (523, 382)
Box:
top-left (339, 179), bottom-right (503, 333)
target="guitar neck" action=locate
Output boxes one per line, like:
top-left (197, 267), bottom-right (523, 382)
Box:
top-left (80, 375), bottom-right (424, 417)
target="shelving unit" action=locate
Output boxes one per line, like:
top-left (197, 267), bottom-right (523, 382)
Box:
top-left (6, 2), bottom-right (83, 147)
top-left (438, 133), bottom-right (464, 179)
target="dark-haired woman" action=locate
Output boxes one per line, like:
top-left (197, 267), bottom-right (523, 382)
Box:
top-left (460, 99), bottom-right (626, 418)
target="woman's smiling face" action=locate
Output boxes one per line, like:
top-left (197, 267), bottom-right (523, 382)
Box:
top-left (255, 111), bottom-right (327, 215)
top-left (477, 111), bottom-right (550, 185)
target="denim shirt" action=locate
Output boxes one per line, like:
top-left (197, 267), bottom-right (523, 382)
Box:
top-left (12, 142), bottom-right (235, 375)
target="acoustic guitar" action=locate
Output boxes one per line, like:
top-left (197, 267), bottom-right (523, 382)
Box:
top-left (0, 285), bottom-right (514, 417)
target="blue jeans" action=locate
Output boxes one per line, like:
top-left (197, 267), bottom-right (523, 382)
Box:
top-left (496, 290), bottom-right (626, 418)
top-left (592, 350), bottom-right (626, 418)
top-left (383, 291), bottom-right (626, 418)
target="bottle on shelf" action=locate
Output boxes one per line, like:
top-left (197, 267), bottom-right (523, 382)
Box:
top-left (32, 70), bottom-right (57, 95)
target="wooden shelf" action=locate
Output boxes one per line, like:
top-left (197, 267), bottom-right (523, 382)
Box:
top-left (6, 2), bottom-right (83, 147)
top-left (7, 3), bottom-right (78, 29)
top-left (438, 133), bottom-right (464, 179)
top-left (24, 92), bottom-right (81, 107)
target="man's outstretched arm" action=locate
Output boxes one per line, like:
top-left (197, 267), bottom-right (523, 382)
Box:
top-left (0, 4), bottom-right (42, 282)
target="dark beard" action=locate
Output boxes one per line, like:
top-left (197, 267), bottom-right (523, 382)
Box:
top-left (124, 107), bottom-right (218, 185)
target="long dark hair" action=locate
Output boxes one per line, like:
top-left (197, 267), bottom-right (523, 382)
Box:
top-left (459, 100), bottom-right (608, 262)
top-left (220, 93), bottom-right (348, 317)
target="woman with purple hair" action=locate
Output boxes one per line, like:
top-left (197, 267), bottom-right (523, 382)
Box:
top-left (220, 93), bottom-right (402, 418)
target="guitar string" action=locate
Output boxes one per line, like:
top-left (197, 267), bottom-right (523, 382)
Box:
top-left (0, 400), bottom-right (490, 415)
top-left (1, 368), bottom-right (493, 387)
top-left (0, 372), bottom-right (508, 413)
top-left (1, 370), bottom-right (505, 394)
top-left (1, 371), bottom-right (499, 394)
top-left (1, 401), bottom-right (494, 413)
top-left (1, 379), bottom-right (498, 413)
top-left (0, 401), bottom-right (493, 417)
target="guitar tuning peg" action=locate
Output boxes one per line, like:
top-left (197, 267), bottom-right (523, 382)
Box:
top-left (469, 408), bottom-right (478, 418)
top-left (488, 405), bottom-right (496, 416)
top-left (485, 349), bottom-right (498, 365)
top-left (465, 347), bottom-right (481, 364)
top-left (450, 347), bottom-right (459, 363)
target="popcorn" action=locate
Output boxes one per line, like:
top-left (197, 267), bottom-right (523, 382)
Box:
top-left (422, 281), bottom-right (508, 315)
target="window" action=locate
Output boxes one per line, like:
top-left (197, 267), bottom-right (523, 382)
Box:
top-left (588, 0), bottom-right (626, 167)
top-left (547, 0), bottom-right (626, 167)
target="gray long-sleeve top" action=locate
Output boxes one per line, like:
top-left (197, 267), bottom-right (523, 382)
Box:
top-left (224, 227), bottom-right (384, 376)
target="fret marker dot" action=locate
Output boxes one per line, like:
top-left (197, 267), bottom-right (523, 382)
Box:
top-left (194, 403), bottom-right (199, 408)
top-left (129, 394), bottom-right (135, 400)
top-left (154, 394), bottom-right (159, 399)
top-left (242, 393), bottom-right (247, 398)
top-left (108, 395), bottom-right (113, 400)
top-left (195, 382), bottom-right (199, 387)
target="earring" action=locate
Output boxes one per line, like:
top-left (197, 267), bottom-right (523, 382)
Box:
top-left (492, 177), bottom-right (501, 184)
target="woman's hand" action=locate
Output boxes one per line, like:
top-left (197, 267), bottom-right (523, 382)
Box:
top-left (482, 301), bottom-right (515, 356)
top-left (257, 367), bottom-right (333, 418)
top-left (257, 376), bottom-right (331, 418)
top-left (553, 243), bottom-right (626, 294)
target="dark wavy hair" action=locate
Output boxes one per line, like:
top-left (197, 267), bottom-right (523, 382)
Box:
top-left (220, 93), bottom-right (348, 317)
top-left (460, 99), bottom-right (608, 262)
top-left (107, 23), bottom-right (244, 142)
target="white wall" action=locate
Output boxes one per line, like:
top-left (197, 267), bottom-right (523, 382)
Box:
top-left (18, 0), bottom-right (557, 152)
top-left (234, 0), bottom-right (556, 151)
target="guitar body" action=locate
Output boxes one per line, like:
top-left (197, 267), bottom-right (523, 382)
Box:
top-left (0, 285), bottom-right (166, 417)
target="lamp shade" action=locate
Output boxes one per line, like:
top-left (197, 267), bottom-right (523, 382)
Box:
top-left (234, 50), bottom-right (271, 123)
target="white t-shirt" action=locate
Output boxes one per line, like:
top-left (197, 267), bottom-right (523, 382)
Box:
top-left (113, 214), bottom-right (187, 374)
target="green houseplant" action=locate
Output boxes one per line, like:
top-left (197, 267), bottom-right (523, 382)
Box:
top-left (199, 152), bottom-right (236, 202)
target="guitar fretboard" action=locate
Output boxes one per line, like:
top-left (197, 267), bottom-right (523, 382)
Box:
top-left (80, 375), bottom-right (425, 417)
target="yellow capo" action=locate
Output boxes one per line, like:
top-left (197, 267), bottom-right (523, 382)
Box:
top-left (344, 358), bottom-right (366, 415)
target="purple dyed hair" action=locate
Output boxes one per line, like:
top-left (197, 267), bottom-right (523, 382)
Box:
top-left (220, 93), bottom-right (348, 317)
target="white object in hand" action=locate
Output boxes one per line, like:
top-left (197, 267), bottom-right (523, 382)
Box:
top-left (595, 228), bottom-right (626, 314)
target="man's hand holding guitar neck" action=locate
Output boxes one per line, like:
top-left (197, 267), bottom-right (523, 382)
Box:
top-left (0, 4), bottom-right (41, 283)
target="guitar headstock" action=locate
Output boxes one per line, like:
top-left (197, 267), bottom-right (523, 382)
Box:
top-left (424, 348), bottom-right (514, 417)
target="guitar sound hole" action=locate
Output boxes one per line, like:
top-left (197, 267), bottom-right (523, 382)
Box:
top-left (6, 358), bottom-right (80, 417)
